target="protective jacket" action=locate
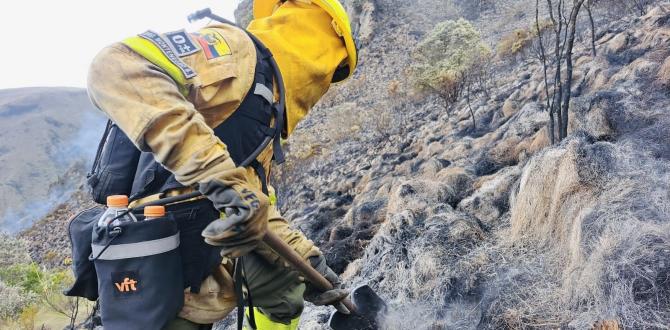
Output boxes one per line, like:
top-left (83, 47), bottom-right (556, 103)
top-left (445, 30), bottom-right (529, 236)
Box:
top-left (87, 8), bottom-right (344, 322)
top-left (122, 27), bottom-right (283, 200)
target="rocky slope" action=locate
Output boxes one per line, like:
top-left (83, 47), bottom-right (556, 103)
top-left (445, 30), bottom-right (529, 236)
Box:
top-left (267, 1), bottom-right (670, 329)
top-left (0, 88), bottom-right (105, 233)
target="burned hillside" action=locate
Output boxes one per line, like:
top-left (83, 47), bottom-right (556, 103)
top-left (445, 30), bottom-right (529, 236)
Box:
top-left (272, 1), bottom-right (670, 328)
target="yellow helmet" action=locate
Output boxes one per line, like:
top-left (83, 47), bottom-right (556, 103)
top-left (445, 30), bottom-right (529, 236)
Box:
top-left (253, 0), bottom-right (358, 82)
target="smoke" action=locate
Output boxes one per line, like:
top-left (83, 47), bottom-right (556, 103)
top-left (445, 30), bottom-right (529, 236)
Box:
top-left (56, 111), bottom-right (106, 168)
top-left (0, 110), bottom-right (105, 234)
top-left (379, 301), bottom-right (482, 330)
top-left (0, 184), bottom-right (78, 234)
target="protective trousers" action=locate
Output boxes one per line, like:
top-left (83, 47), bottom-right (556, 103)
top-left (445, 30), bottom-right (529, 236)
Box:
top-left (164, 254), bottom-right (306, 330)
top-left (171, 200), bottom-right (316, 325)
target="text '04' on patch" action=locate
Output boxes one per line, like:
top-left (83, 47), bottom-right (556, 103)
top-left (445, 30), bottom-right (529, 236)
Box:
top-left (138, 30), bottom-right (197, 79)
top-left (165, 30), bottom-right (200, 57)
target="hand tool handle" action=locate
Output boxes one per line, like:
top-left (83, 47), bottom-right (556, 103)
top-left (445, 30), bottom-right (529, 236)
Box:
top-left (263, 231), bottom-right (357, 314)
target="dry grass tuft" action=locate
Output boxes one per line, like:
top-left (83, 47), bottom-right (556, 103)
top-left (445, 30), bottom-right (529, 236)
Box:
top-left (501, 136), bottom-right (670, 328)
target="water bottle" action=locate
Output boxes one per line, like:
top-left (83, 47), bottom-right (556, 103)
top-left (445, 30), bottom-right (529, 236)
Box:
top-left (143, 206), bottom-right (166, 220)
top-left (98, 195), bottom-right (138, 227)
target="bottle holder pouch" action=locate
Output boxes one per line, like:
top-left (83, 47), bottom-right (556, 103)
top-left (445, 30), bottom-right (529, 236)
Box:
top-left (92, 215), bottom-right (184, 330)
top-left (164, 198), bottom-right (223, 294)
top-left (64, 206), bottom-right (105, 301)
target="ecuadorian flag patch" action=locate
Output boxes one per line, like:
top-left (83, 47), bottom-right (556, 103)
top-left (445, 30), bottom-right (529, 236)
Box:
top-left (193, 29), bottom-right (232, 60)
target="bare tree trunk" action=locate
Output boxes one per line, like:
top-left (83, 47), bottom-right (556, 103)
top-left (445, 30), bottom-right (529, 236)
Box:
top-left (632, 0), bottom-right (646, 15)
top-left (586, 0), bottom-right (597, 56)
top-left (549, 108), bottom-right (556, 144)
top-left (554, 64), bottom-right (563, 141)
top-left (69, 298), bottom-right (80, 329)
top-left (550, 0), bottom-right (565, 141)
top-left (560, 0), bottom-right (585, 139)
top-left (478, 65), bottom-right (492, 100)
top-left (439, 93), bottom-right (450, 116)
top-left (445, 96), bottom-right (450, 114)
top-left (466, 79), bottom-right (477, 130)
top-left (537, 0), bottom-right (556, 144)
top-left (421, 83), bottom-right (451, 117)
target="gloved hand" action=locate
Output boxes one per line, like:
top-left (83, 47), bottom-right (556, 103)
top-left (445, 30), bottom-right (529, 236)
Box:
top-left (199, 180), bottom-right (269, 258)
top-left (304, 254), bottom-right (350, 314)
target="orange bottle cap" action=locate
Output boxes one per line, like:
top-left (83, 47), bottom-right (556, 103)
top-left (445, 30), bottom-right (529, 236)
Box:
top-left (107, 195), bottom-right (129, 208)
top-left (144, 206), bottom-right (166, 218)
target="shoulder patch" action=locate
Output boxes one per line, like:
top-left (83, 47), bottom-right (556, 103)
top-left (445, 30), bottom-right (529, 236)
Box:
top-left (138, 30), bottom-right (197, 79)
top-left (165, 30), bottom-right (200, 57)
top-left (192, 29), bottom-right (232, 60)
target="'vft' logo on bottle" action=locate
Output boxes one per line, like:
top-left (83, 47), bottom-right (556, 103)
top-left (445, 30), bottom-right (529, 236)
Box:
top-left (115, 277), bottom-right (138, 292)
top-left (111, 271), bottom-right (140, 297)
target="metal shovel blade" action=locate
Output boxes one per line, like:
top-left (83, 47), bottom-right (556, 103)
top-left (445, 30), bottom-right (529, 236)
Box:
top-left (328, 285), bottom-right (387, 330)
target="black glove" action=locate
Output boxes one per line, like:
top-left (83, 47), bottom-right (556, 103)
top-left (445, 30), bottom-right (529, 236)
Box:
top-left (199, 180), bottom-right (269, 258)
top-left (304, 255), bottom-right (350, 314)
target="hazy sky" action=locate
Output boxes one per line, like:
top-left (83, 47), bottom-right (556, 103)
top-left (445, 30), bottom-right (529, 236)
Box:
top-left (0, 1), bottom-right (241, 89)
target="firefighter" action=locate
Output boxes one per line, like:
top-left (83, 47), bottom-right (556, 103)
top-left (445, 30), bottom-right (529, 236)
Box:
top-left (87, 0), bottom-right (357, 329)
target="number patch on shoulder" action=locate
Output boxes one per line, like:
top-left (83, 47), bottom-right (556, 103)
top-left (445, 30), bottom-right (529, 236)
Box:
top-left (164, 30), bottom-right (200, 57)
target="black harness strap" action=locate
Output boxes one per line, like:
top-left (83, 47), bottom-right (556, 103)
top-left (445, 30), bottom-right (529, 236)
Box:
top-left (272, 103), bottom-right (285, 164)
top-left (250, 160), bottom-right (269, 195)
top-left (234, 257), bottom-right (257, 330)
top-left (241, 258), bottom-right (256, 329)
top-left (89, 120), bottom-right (113, 175)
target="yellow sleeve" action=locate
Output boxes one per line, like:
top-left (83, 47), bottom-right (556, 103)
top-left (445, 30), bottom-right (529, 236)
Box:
top-left (87, 43), bottom-right (243, 187)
